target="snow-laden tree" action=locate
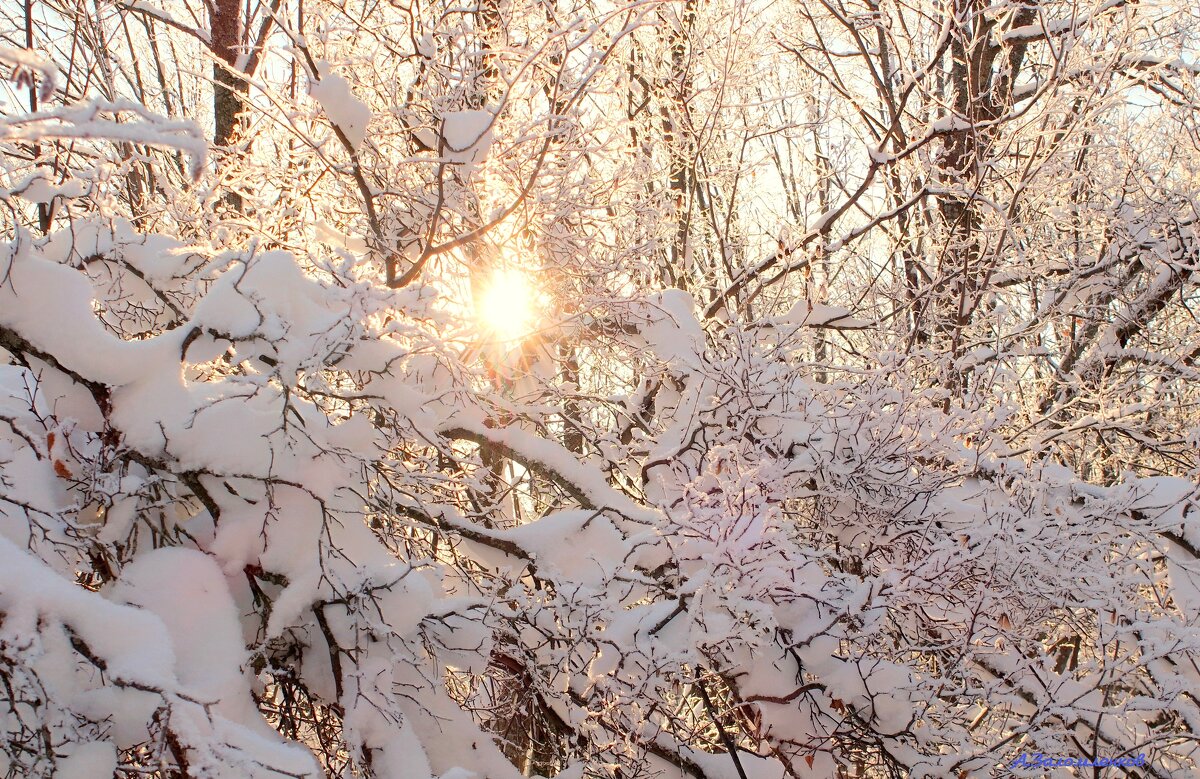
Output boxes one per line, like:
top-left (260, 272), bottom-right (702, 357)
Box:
top-left (2, 0), bottom-right (1200, 777)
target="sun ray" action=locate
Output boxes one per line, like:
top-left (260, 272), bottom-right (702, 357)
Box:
top-left (475, 266), bottom-right (541, 347)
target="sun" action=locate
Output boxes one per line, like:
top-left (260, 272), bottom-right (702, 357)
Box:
top-left (475, 266), bottom-right (541, 346)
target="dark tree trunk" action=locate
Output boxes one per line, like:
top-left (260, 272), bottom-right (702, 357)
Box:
top-left (210, 0), bottom-right (245, 211)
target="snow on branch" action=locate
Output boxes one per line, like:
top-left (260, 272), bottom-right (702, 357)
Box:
top-left (0, 48), bottom-right (58, 102)
top-left (999, 0), bottom-right (1132, 44)
top-left (0, 98), bottom-right (206, 179)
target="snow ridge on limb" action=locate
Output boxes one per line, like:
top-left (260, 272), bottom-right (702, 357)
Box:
top-left (0, 48), bottom-right (57, 102)
top-left (0, 537), bottom-right (321, 778)
top-left (440, 417), bottom-right (662, 526)
top-left (0, 96), bottom-right (206, 180)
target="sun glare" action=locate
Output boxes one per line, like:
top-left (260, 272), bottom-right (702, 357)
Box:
top-left (476, 267), bottom-right (540, 346)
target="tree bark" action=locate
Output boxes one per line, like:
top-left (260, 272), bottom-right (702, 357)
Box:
top-left (210, 0), bottom-right (245, 210)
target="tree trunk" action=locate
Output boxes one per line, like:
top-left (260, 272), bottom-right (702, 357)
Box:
top-left (211, 0), bottom-right (245, 211)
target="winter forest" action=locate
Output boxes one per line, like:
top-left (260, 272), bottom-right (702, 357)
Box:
top-left (1, 0), bottom-right (1199, 776)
